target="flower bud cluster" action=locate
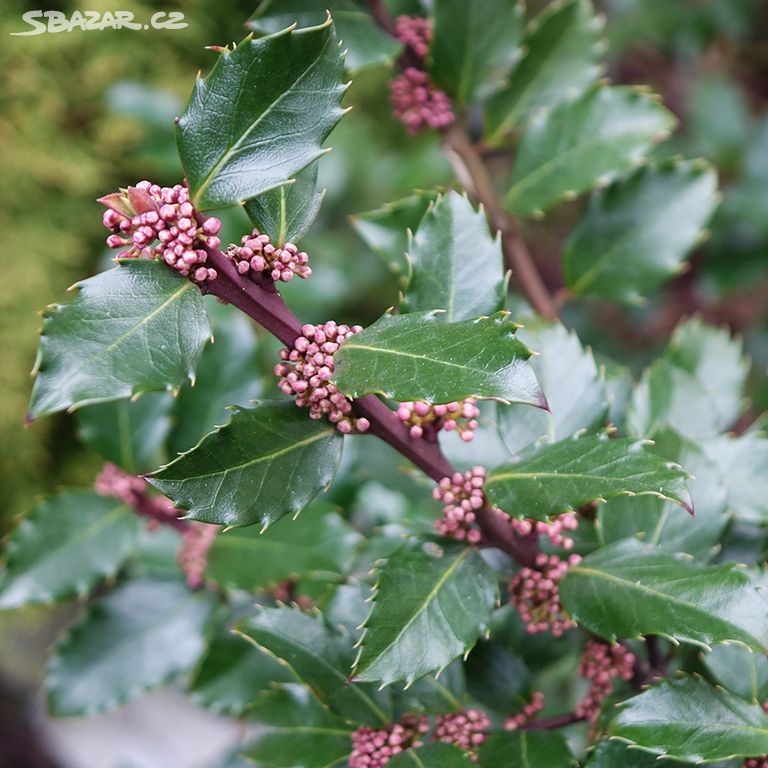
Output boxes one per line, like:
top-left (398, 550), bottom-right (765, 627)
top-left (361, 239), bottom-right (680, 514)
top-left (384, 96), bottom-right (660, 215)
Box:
top-left (433, 709), bottom-right (490, 758)
top-left (504, 691), bottom-right (545, 730)
top-left (390, 68), bottom-right (455, 135)
top-left (575, 640), bottom-right (635, 721)
top-left (509, 512), bottom-right (579, 550)
top-left (509, 553), bottom-right (582, 636)
top-left (226, 227), bottom-right (311, 282)
top-left (349, 716), bottom-right (429, 768)
top-left (745, 758), bottom-right (768, 767)
top-left (397, 398), bottom-right (480, 442)
top-left (101, 181), bottom-right (221, 283)
top-left (178, 523), bottom-right (218, 589)
top-left (432, 467), bottom-right (487, 544)
top-left (274, 321), bottom-right (371, 434)
top-left (395, 14), bottom-right (431, 59)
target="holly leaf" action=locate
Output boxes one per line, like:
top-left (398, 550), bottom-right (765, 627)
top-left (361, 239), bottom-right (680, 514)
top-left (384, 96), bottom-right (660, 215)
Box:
top-left (560, 540), bottom-right (768, 650)
top-left (76, 393), bottom-right (174, 474)
top-left (333, 310), bottom-right (545, 406)
top-left (497, 321), bottom-right (607, 454)
top-left (168, 301), bottom-right (261, 455)
top-left (148, 401), bottom-right (343, 528)
top-left (485, 434), bottom-right (692, 522)
top-left (505, 85), bottom-right (675, 216)
top-left (177, 21), bottom-right (346, 210)
top-left (430, 0), bottom-right (524, 105)
top-left (46, 579), bottom-right (216, 716)
top-left (479, 731), bottom-right (576, 767)
top-left (243, 161), bottom-right (324, 245)
top-left (402, 192), bottom-right (505, 321)
top-left (586, 740), bottom-right (694, 767)
top-left (190, 625), bottom-right (295, 716)
top-left (29, 260), bottom-right (210, 419)
top-left (243, 683), bottom-right (353, 767)
top-left (486, 0), bottom-right (603, 141)
top-left (388, 743), bottom-right (475, 768)
top-left (351, 192), bottom-right (438, 286)
top-left (701, 433), bottom-right (768, 523)
top-left (597, 434), bottom-right (729, 559)
top-left (247, 1), bottom-right (401, 71)
top-left (608, 677), bottom-right (768, 762)
top-left (0, 491), bottom-right (140, 610)
top-left (206, 501), bottom-right (361, 592)
top-left (353, 543), bottom-right (498, 686)
top-left (703, 643), bottom-right (768, 703)
top-left (235, 606), bottom-right (392, 726)
top-left (563, 160), bottom-right (719, 303)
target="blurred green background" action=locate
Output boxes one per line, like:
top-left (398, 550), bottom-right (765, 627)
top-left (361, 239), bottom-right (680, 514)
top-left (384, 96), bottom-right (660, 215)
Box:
top-left (3, 0), bottom-right (768, 532)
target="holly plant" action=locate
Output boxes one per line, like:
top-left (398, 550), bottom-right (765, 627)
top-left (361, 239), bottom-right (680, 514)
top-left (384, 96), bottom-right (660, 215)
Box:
top-left (5, 2), bottom-right (768, 767)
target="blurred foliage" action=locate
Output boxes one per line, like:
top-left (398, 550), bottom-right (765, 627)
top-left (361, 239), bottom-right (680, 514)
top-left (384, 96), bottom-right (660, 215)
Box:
top-left (3, 0), bottom-right (768, 536)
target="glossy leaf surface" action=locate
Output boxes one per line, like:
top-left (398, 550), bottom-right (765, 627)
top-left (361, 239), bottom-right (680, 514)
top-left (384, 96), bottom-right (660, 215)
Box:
top-left (333, 311), bottom-right (544, 405)
top-left (353, 544), bottom-right (498, 686)
top-left (402, 192), bottom-right (504, 321)
top-left (561, 540), bottom-right (768, 650)
top-left (177, 22), bottom-right (345, 209)
top-left (485, 434), bottom-right (692, 521)
top-left (149, 402), bottom-right (343, 528)
top-left (29, 260), bottom-right (210, 419)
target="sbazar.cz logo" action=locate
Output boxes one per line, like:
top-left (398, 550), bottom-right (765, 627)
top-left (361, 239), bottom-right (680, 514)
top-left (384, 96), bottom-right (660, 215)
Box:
top-left (10, 10), bottom-right (188, 35)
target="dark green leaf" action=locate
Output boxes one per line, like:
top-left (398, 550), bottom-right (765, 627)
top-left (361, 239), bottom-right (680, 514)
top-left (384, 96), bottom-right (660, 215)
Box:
top-left (560, 540), bottom-right (768, 650)
top-left (206, 501), bottom-right (361, 591)
top-left (333, 311), bottom-right (544, 405)
top-left (402, 192), bottom-right (504, 321)
top-left (388, 743), bottom-right (475, 768)
top-left (703, 643), bottom-right (768, 703)
top-left (29, 260), bottom-right (210, 419)
top-left (236, 606), bottom-right (392, 725)
top-left (485, 434), bottom-right (692, 522)
top-left (353, 544), bottom-right (498, 686)
top-left (0, 491), bottom-right (140, 610)
top-left (149, 401), bottom-right (343, 528)
top-left (608, 676), bottom-right (768, 762)
top-left (46, 579), bottom-right (216, 716)
top-left (497, 321), bottom-right (607, 454)
top-left (351, 192), bottom-right (437, 285)
top-left (243, 162), bottom-right (324, 245)
top-left (486, 0), bottom-right (603, 141)
top-left (701, 433), bottom-right (768, 523)
top-left (465, 642), bottom-right (528, 713)
top-left (479, 730), bottom-right (576, 767)
top-left (190, 625), bottom-right (294, 716)
top-left (431, 0), bottom-right (524, 105)
top-left (177, 22), bottom-right (346, 210)
top-left (505, 85), bottom-right (675, 215)
top-left (243, 683), bottom-right (353, 767)
top-left (586, 740), bottom-right (693, 767)
top-left (248, 1), bottom-right (401, 71)
top-left (168, 301), bottom-right (261, 455)
top-left (76, 392), bottom-right (174, 473)
top-left (563, 160), bottom-right (719, 303)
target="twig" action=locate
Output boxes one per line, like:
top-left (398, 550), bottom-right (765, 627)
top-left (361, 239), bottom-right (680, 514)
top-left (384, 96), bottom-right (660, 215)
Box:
top-left (520, 711), bottom-right (587, 730)
top-left (441, 125), bottom-right (558, 321)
